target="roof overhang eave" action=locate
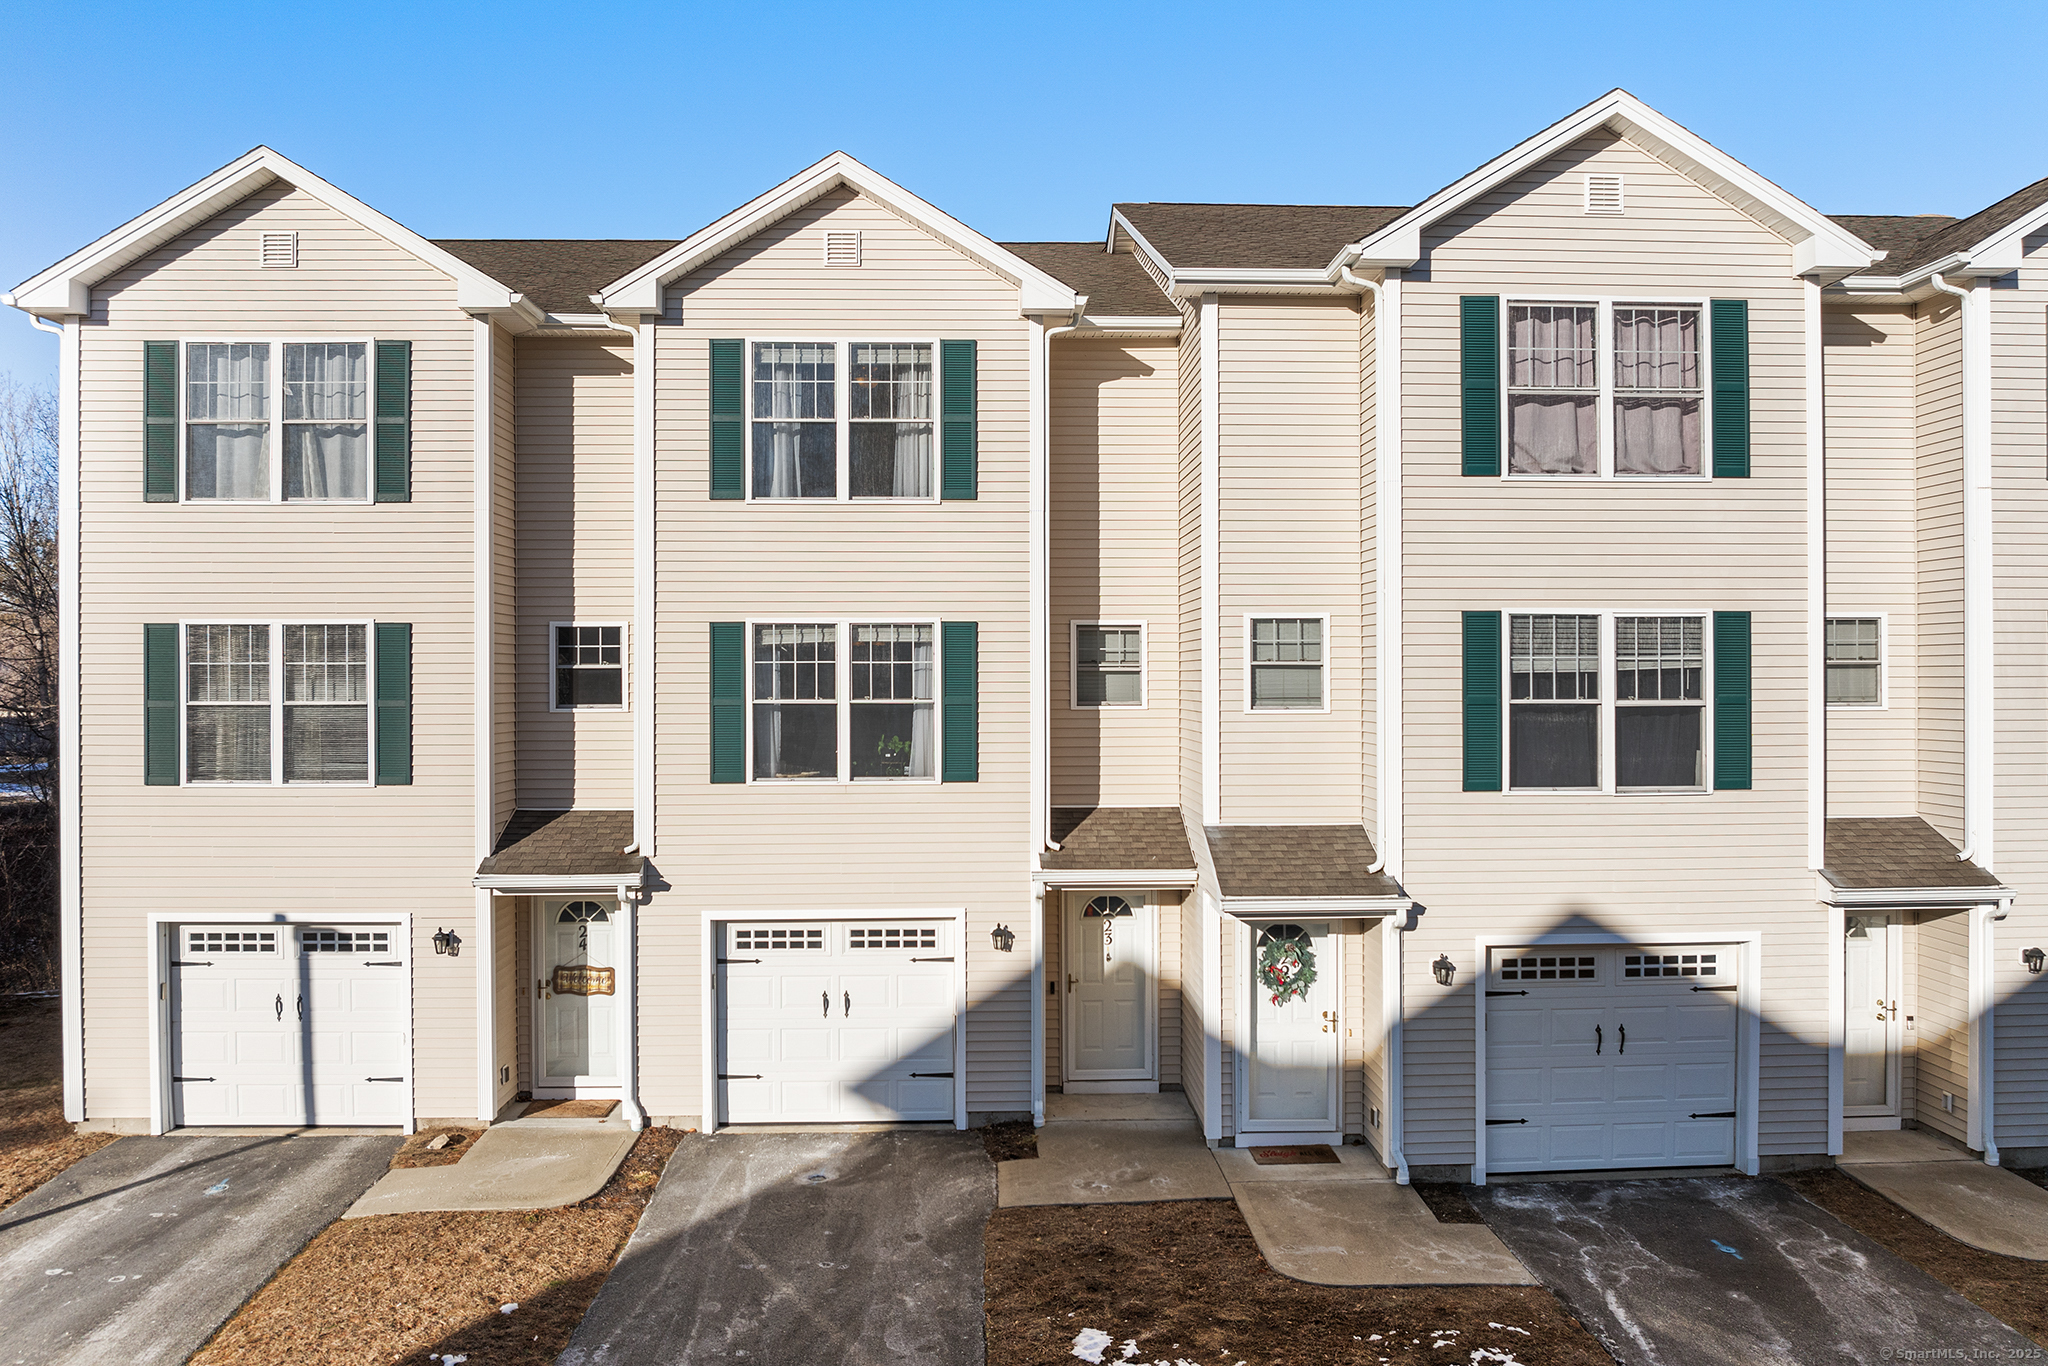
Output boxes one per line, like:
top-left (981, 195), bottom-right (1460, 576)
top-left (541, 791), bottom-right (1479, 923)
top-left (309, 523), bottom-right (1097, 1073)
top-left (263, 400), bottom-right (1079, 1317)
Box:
top-left (474, 870), bottom-right (648, 894)
top-left (1166, 267), bottom-right (1351, 298)
top-left (1820, 881), bottom-right (2012, 908)
top-left (1220, 894), bottom-right (1411, 916)
top-left (1031, 868), bottom-right (1200, 888)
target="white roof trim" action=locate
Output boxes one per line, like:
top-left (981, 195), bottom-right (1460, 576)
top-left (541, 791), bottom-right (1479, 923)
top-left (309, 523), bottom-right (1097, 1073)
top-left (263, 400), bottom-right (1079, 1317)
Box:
top-left (474, 872), bottom-right (647, 893)
top-left (1031, 868), bottom-right (1200, 888)
top-left (7, 146), bottom-right (537, 324)
top-left (595, 151), bottom-right (1081, 316)
top-left (1822, 883), bottom-right (2010, 908)
top-left (1221, 895), bottom-right (1410, 916)
top-left (1952, 195), bottom-right (2048, 275)
top-left (1107, 209), bottom-right (1351, 298)
top-left (1331, 90), bottom-right (1880, 282)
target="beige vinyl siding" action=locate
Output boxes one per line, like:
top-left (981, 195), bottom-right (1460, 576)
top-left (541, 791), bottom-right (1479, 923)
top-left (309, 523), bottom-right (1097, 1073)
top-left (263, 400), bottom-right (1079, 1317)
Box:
top-left (514, 901), bottom-right (533, 1095)
top-left (1357, 919), bottom-right (1388, 1154)
top-left (493, 325), bottom-right (518, 830)
top-left (1050, 337), bottom-right (1181, 806)
top-left (1987, 251), bottom-right (2048, 1147)
top-left (1218, 916), bottom-right (1237, 1137)
top-left (1823, 305), bottom-right (1917, 815)
top-left (76, 181), bottom-right (482, 1122)
top-left (1395, 129), bottom-right (1825, 1165)
top-left (1343, 921), bottom-right (1367, 1136)
top-left (493, 897), bottom-right (520, 1116)
top-left (1215, 297), bottom-right (1364, 822)
top-left (1178, 299), bottom-right (1206, 819)
top-left (646, 188), bottom-right (1035, 1120)
top-left (1914, 907), bottom-right (1970, 1143)
top-left (1158, 891), bottom-right (1183, 1084)
top-left (1916, 296), bottom-right (1964, 843)
top-left (514, 337), bottom-right (636, 808)
top-left (1044, 893), bottom-right (1064, 1084)
top-left (1179, 890), bottom-right (1207, 1126)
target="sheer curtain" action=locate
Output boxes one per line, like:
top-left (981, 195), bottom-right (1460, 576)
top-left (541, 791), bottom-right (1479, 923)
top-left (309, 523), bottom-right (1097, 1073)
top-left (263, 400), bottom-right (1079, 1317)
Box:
top-left (1507, 306), bottom-right (1597, 475)
top-left (850, 344), bottom-right (933, 497)
top-left (283, 343), bottom-right (369, 499)
top-left (186, 343), bottom-right (269, 499)
top-left (754, 343), bottom-right (835, 497)
top-left (909, 629), bottom-right (934, 777)
top-left (1613, 308), bottom-right (1701, 476)
top-left (185, 623), bottom-right (271, 781)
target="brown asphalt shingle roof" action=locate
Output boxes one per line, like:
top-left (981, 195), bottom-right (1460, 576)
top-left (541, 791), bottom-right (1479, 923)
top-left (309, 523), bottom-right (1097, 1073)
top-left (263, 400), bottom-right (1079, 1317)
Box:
top-left (1113, 203), bottom-right (1409, 272)
top-left (1042, 807), bottom-right (1195, 871)
top-left (433, 239), bottom-right (680, 317)
top-left (1205, 826), bottom-right (1399, 900)
top-left (1001, 242), bottom-right (1174, 317)
top-left (1822, 817), bottom-right (2002, 890)
top-left (1829, 173), bottom-right (2048, 277)
top-left (477, 809), bottom-right (643, 878)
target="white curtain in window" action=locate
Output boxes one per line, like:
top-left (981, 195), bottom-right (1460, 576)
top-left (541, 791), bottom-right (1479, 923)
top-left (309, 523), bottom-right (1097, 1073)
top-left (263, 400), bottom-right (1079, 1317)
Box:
top-left (186, 343), bottom-right (270, 499)
top-left (909, 631), bottom-right (934, 777)
top-left (1508, 306), bottom-right (1596, 387)
top-left (757, 343), bottom-right (833, 497)
top-left (283, 343), bottom-right (369, 499)
top-left (891, 424), bottom-right (933, 497)
top-left (1615, 398), bottom-right (1701, 475)
top-left (1508, 395), bottom-right (1597, 474)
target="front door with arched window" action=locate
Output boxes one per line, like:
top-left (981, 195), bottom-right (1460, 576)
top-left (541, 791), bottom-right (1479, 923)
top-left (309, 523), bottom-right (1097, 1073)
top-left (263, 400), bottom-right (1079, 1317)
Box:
top-left (1065, 892), bottom-right (1153, 1083)
top-left (536, 899), bottom-right (619, 1091)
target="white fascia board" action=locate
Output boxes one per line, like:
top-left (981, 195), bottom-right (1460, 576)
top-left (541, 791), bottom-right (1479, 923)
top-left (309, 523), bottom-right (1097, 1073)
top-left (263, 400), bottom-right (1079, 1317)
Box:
top-left (1166, 267), bottom-right (1343, 298)
top-left (1821, 882), bottom-right (2011, 908)
top-left (596, 151), bottom-right (1080, 318)
top-left (1068, 315), bottom-right (1184, 338)
top-left (1328, 90), bottom-right (1880, 281)
top-left (474, 872), bottom-right (648, 893)
top-left (1222, 896), bottom-right (1411, 916)
top-left (1955, 199), bottom-right (2048, 276)
top-left (1834, 253), bottom-right (1997, 298)
top-left (1031, 868), bottom-right (1201, 888)
top-left (8, 146), bottom-right (528, 322)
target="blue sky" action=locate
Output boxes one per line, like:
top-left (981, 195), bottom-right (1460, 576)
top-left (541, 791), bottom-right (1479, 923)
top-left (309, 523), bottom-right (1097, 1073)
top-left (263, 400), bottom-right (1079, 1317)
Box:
top-left (4, 0), bottom-right (2043, 382)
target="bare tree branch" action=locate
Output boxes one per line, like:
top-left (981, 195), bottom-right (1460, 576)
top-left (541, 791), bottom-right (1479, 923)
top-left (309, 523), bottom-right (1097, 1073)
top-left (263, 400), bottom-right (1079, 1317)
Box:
top-left (0, 374), bottom-right (58, 808)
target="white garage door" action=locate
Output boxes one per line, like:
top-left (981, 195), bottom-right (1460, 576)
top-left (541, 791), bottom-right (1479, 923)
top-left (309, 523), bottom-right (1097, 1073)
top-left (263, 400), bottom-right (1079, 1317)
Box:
top-left (717, 920), bottom-right (957, 1124)
top-left (1485, 945), bottom-right (1738, 1173)
top-left (170, 924), bottom-right (409, 1127)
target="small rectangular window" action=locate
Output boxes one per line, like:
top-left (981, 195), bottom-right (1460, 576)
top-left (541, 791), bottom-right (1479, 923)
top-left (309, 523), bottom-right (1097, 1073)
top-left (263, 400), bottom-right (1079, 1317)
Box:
top-left (1249, 617), bottom-right (1324, 710)
top-left (1826, 618), bottom-right (1882, 706)
top-left (753, 623), bottom-right (838, 779)
top-left (1509, 614), bottom-right (1599, 789)
top-left (186, 623), bottom-right (272, 782)
top-left (752, 343), bottom-right (837, 498)
top-left (554, 624), bottom-right (625, 710)
top-left (282, 624), bottom-right (369, 782)
top-left (1074, 624), bottom-right (1143, 707)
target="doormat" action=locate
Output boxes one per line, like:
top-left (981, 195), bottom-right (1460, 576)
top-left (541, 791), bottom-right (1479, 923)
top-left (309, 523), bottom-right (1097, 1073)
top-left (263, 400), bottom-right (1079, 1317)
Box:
top-left (1248, 1144), bottom-right (1339, 1165)
top-left (520, 1099), bottom-right (619, 1119)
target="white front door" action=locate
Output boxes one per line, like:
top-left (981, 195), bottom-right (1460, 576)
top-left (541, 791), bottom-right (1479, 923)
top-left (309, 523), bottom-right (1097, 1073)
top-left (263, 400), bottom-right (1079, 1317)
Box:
top-left (1245, 922), bottom-right (1338, 1131)
top-left (170, 923), bottom-right (408, 1127)
top-left (718, 920), bottom-right (957, 1123)
top-left (1486, 945), bottom-right (1738, 1172)
top-left (1066, 894), bottom-right (1152, 1080)
top-left (536, 900), bottom-right (619, 1090)
top-left (1844, 914), bottom-right (1901, 1118)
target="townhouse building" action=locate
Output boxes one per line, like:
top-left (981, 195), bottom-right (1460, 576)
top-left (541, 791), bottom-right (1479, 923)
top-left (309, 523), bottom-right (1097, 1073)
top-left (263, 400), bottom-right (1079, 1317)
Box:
top-left (8, 89), bottom-right (2045, 1181)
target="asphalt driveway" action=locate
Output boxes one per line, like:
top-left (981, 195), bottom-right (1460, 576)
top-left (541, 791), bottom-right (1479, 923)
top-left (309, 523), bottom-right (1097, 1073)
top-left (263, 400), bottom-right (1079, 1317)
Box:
top-left (558, 1129), bottom-right (996, 1366)
top-left (0, 1133), bottom-right (399, 1366)
top-left (1470, 1175), bottom-right (2031, 1365)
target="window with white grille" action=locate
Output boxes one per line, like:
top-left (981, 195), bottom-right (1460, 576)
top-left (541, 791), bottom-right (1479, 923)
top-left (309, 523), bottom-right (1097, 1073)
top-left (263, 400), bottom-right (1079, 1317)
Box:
top-left (299, 928), bottom-right (391, 953)
top-left (260, 231), bottom-right (299, 268)
top-left (187, 929), bottom-right (277, 954)
top-left (1623, 951), bottom-right (1720, 979)
top-left (823, 230), bottom-right (861, 266)
top-left (733, 927), bottom-right (825, 951)
top-left (1497, 954), bottom-right (1597, 981)
top-left (1584, 174), bottom-right (1624, 215)
top-left (849, 927), bottom-right (938, 949)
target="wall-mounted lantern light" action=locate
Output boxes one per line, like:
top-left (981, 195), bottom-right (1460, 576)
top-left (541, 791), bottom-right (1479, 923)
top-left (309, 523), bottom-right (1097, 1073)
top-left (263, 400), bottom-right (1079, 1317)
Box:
top-left (1432, 954), bottom-right (1457, 987)
top-left (2024, 947), bottom-right (2045, 975)
top-left (433, 927), bottom-right (463, 957)
top-left (990, 923), bottom-right (1016, 953)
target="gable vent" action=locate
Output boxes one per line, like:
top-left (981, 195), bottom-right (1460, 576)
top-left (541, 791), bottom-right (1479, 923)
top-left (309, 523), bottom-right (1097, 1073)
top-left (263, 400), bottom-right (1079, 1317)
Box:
top-left (260, 231), bottom-right (299, 268)
top-left (1584, 174), bottom-right (1624, 216)
top-left (823, 230), bottom-right (861, 267)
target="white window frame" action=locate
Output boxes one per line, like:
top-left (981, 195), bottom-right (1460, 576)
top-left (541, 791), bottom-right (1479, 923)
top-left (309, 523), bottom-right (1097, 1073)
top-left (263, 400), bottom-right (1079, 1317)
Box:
top-left (1497, 297), bottom-right (1713, 482)
top-left (178, 618), bottom-right (379, 789)
top-left (1824, 613), bottom-right (1887, 710)
top-left (1069, 620), bottom-right (1147, 710)
top-left (1501, 608), bottom-right (1716, 796)
top-left (742, 337), bottom-right (943, 505)
top-left (176, 336), bottom-right (378, 506)
top-left (1242, 613), bottom-right (1332, 715)
top-left (548, 620), bottom-right (629, 713)
top-left (744, 616), bottom-right (943, 785)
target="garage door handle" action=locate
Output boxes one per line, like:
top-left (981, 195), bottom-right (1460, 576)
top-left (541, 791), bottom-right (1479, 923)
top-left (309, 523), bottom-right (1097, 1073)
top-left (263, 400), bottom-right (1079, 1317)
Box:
top-left (1691, 984), bottom-right (1737, 992)
top-left (1690, 1110), bottom-right (1737, 1119)
top-left (1617, 1023), bottom-right (1625, 1054)
top-left (823, 991), bottom-right (831, 1018)
top-left (296, 994), bottom-right (303, 1022)
top-left (366, 1076), bottom-right (405, 1083)
top-left (1594, 1024), bottom-right (1602, 1055)
top-left (1486, 1118), bottom-right (1527, 1126)
top-left (172, 1076), bottom-right (215, 1083)
top-left (909, 1072), bottom-right (954, 1078)
top-left (844, 991), bottom-right (851, 1017)
top-left (275, 994), bottom-right (284, 1021)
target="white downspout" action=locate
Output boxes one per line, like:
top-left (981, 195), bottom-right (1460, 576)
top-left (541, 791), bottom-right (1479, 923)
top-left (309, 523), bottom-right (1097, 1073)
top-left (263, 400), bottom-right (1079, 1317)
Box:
top-left (616, 884), bottom-right (646, 1130)
top-left (1341, 266), bottom-right (1400, 879)
top-left (1926, 272), bottom-right (1990, 869)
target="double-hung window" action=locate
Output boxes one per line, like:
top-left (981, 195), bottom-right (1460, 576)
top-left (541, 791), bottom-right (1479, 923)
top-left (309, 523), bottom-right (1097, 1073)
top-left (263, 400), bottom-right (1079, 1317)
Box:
top-left (1248, 617), bottom-right (1326, 711)
top-left (752, 341), bottom-right (934, 500)
top-left (1073, 623), bottom-right (1144, 707)
top-left (1504, 302), bottom-right (1704, 478)
top-left (1508, 612), bottom-right (1710, 792)
top-left (185, 340), bottom-right (370, 501)
top-left (185, 622), bottom-right (370, 784)
top-left (1825, 617), bottom-right (1882, 706)
top-left (553, 624), bottom-right (626, 710)
top-left (752, 620), bottom-right (936, 781)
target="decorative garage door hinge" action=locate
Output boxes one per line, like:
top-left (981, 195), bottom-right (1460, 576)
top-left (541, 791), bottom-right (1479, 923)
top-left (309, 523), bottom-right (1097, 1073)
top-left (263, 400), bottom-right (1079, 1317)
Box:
top-left (1691, 984), bottom-right (1737, 992)
top-left (718, 1073), bottom-right (762, 1080)
top-left (910, 956), bottom-right (954, 962)
top-left (1485, 1118), bottom-right (1528, 1126)
top-left (909, 1072), bottom-right (955, 1078)
top-left (171, 1076), bottom-right (215, 1083)
top-left (1485, 989), bottom-right (1528, 997)
top-left (717, 958), bottom-right (761, 964)
top-left (365, 1076), bottom-right (405, 1082)
top-left (365, 960), bottom-right (404, 966)
top-left (1689, 1110), bottom-right (1737, 1119)
top-left (170, 960), bottom-right (212, 967)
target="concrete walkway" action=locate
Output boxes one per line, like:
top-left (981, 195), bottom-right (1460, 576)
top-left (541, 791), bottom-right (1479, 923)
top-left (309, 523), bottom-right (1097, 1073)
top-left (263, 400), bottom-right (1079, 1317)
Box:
top-left (997, 1094), bottom-right (1229, 1206)
top-left (0, 1133), bottom-right (397, 1366)
top-left (344, 1117), bottom-right (634, 1217)
top-left (558, 1130), bottom-right (993, 1366)
top-left (1838, 1128), bottom-right (2048, 1260)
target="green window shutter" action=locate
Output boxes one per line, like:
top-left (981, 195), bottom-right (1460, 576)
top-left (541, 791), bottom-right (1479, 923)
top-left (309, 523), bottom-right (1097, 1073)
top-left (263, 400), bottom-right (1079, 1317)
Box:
top-left (144, 624), bottom-right (179, 785)
top-left (710, 340), bottom-right (744, 500)
top-left (941, 339), bottom-right (977, 500)
top-left (942, 621), bottom-right (978, 781)
top-left (1710, 300), bottom-right (1750, 478)
top-left (710, 621), bottom-right (744, 782)
top-left (374, 340), bottom-right (412, 502)
top-left (144, 342), bottom-right (177, 502)
top-left (1460, 297), bottom-right (1501, 477)
top-left (1462, 610), bottom-right (1502, 792)
top-left (374, 623), bottom-right (413, 785)
top-left (1713, 611), bottom-right (1752, 790)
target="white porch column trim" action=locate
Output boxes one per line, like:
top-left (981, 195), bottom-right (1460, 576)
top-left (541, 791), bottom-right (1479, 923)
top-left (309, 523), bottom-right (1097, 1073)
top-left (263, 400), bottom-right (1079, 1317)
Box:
top-left (1967, 900), bottom-right (2008, 1163)
top-left (1826, 901), bottom-right (1844, 1155)
top-left (1806, 276), bottom-right (1825, 871)
top-left (617, 883), bottom-right (645, 1129)
top-left (1199, 295), bottom-right (1221, 822)
top-left (1378, 269), bottom-right (1404, 877)
top-left (1030, 886), bottom-right (1046, 1126)
top-left (1383, 918), bottom-right (1407, 1182)
top-left (1202, 891), bottom-right (1223, 1145)
top-left (471, 316), bottom-right (497, 1127)
top-left (56, 317), bottom-right (82, 1122)
top-left (631, 318), bottom-right (656, 856)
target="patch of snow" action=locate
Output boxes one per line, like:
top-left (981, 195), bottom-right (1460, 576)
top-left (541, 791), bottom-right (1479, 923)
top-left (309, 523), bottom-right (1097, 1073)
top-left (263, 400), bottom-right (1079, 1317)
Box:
top-left (1487, 1323), bottom-right (1531, 1337)
top-left (1469, 1350), bottom-right (1521, 1366)
top-left (44, 1268), bottom-right (67, 1276)
top-left (500, 1302), bottom-right (518, 1314)
top-left (1071, 1328), bottom-right (1113, 1363)
top-left (1121, 1341), bottom-right (1140, 1360)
